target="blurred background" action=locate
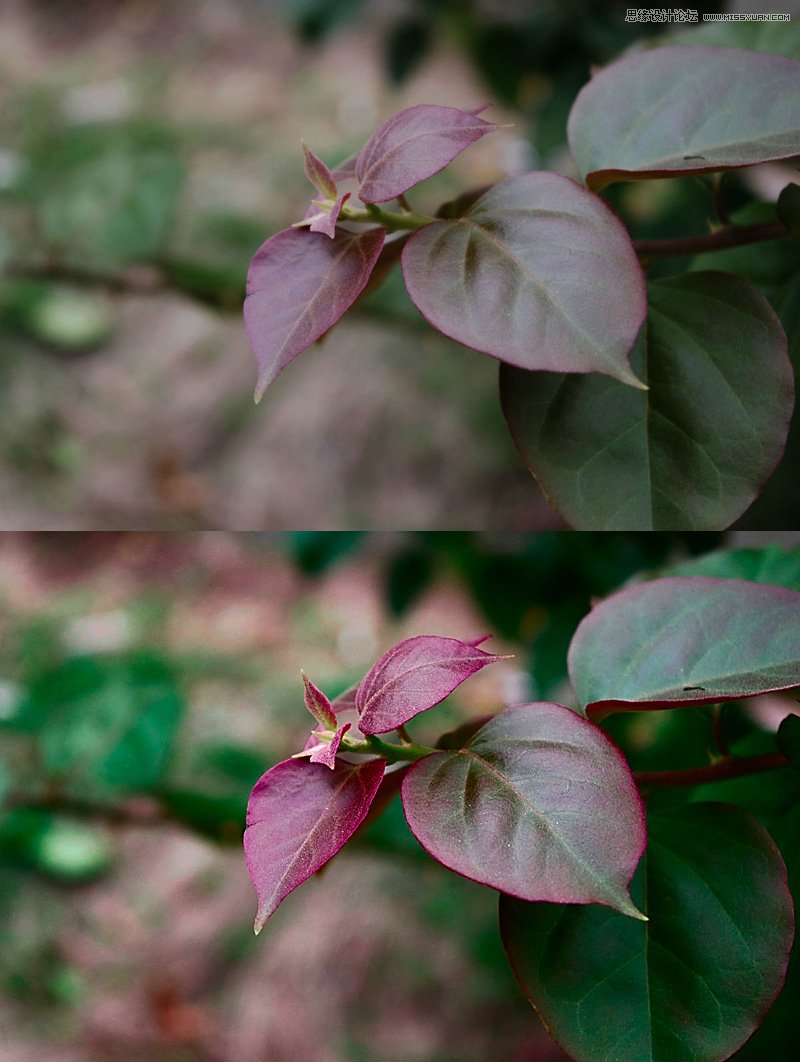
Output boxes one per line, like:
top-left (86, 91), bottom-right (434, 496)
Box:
top-left (1, 0), bottom-right (798, 529)
top-left (1, 529), bottom-right (799, 1062)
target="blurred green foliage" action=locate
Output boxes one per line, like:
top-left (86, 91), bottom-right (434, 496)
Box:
top-left (24, 122), bottom-right (183, 268)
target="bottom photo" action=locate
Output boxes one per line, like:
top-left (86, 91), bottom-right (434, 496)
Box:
top-left (0, 531), bottom-right (798, 1062)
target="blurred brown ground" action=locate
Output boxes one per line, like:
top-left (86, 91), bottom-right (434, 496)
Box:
top-left (0, 0), bottom-right (564, 530)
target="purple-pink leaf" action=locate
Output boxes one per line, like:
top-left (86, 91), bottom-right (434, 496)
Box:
top-left (308, 192), bottom-right (351, 238)
top-left (302, 141), bottom-right (337, 199)
top-left (244, 756), bottom-right (385, 933)
top-left (401, 702), bottom-right (646, 919)
top-left (308, 723), bottom-right (351, 769)
top-left (244, 226), bottom-right (385, 400)
top-left (331, 686), bottom-right (357, 713)
top-left (355, 104), bottom-right (503, 204)
top-left (301, 671), bottom-right (337, 730)
top-left (401, 172), bottom-right (646, 386)
top-left (330, 153), bottom-right (358, 183)
top-left (355, 635), bottom-right (506, 735)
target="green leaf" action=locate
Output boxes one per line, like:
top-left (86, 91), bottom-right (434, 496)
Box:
top-left (665, 22), bottom-right (800, 61)
top-left (568, 47), bottom-right (800, 190)
top-left (17, 653), bottom-right (183, 791)
top-left (568, 576), bottom-right (800, 714)
top-left (384, 547), bottom-right (435, 618)
top-left (285, 531), bottom-right (365, 575)
top-left (733, 802), bottom-right (800, 1059)
top-left (385, 18), bottom-right (432, 85)
top-left (777, 714), bottom-right (800, 770)
top-left (665, 545), bottom-right (800, 590)
top-left (29, 123), bottom-right (183, 266)
top-left (401, 171), bottom-right (647, 387)
top-left (501, 271), bottom-right (793, 530)
top-left (501, 803), bottom-right (794, 1062)
top-left (778, 183), bottom-right (800, 239)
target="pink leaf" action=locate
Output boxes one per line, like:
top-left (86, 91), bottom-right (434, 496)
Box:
top-left (302, 141), bottom-right (337, 199)
top-left (244, 226), bottom-right (385, 400)
top-left (308, 722), bottom-right (351, 769)
top-left (244, 756), bottom-right (385, 933)
top-left (355, 634), bottom-right (507, 735)
top-left (308, 191), bottom-right (351, 238)
top-left (301, 671), bottom-right (337, 729)
top-left (355, 104), bottom-right (503, 204)
top-left (401, 702), bottom-right (646, 918)
top-left (330, 153), bottom-right (358, 182)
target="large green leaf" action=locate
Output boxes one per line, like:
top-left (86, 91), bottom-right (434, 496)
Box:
top-left (666, 22), bottom-right (800, 61)
top-left (734, 802), bottom-right (800, 1060)
top-left (568, 46), bottom-right (800, 190)
top-left (401, 171), bottom-right (646, 387)
top-left (665, 545), bottom-right (800, 590)
top-left (568, 576), bottom-right (800, 715)
top-left (501, 803), bottom-right (794, 1062)
top-left (500, 272), bottom-right (793, 531)
top-left (15, 653), bottom-right (184, 791)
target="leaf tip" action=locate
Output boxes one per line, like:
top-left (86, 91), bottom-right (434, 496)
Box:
top-left (253, 374), bottom-right (270, 404)
top-left (612, 365), bottom-right (648, 391)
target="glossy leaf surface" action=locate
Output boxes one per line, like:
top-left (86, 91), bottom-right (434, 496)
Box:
top-left (501, 803), bottom-right (794, 1062)
top-left (356, 635), bottom-right (504, 735)
top-left (244, 226), bottom-right (385, 399)
top-left (402, 172), bottom-right (646, 386)
top-left (244, 756), bottom-right (385, 932)
top-left (355, 104), bottom-right (501, 204)
top-left (500, 271), bottom-right (793, 530)
top-left (401, 702), bottom-right (646, 918)
top-left (568, 46), bottom-right (800, 190)
top-left (568, 576), bottom-right (800, 714)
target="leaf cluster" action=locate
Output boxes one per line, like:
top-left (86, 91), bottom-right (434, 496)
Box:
top-left (243, 554), bottom-right (800, 1061)
top-left (245, 41), bottom-right (800, 529)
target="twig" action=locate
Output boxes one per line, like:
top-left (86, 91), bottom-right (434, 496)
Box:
top-left (5, 789), bottom-right (172, 827)
top-left (633, 219), bottom-right (788, 260)
top-left (634, 751), bottom-right (788, 789)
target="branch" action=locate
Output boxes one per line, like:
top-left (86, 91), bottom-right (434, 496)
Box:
top-left (633, 219), bottom-right (789, 260)
top-left (5, 789), bottom-right (172, 827)
top-left (4, 261), bottom-right (243, 312)
top-left (634, 751), bottom-right (789, 789)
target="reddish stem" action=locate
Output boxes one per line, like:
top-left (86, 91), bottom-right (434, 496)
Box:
top-left (634, 751), bottom-right (788, 789)
top-left (634, 219), bottom-right (788, 260)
